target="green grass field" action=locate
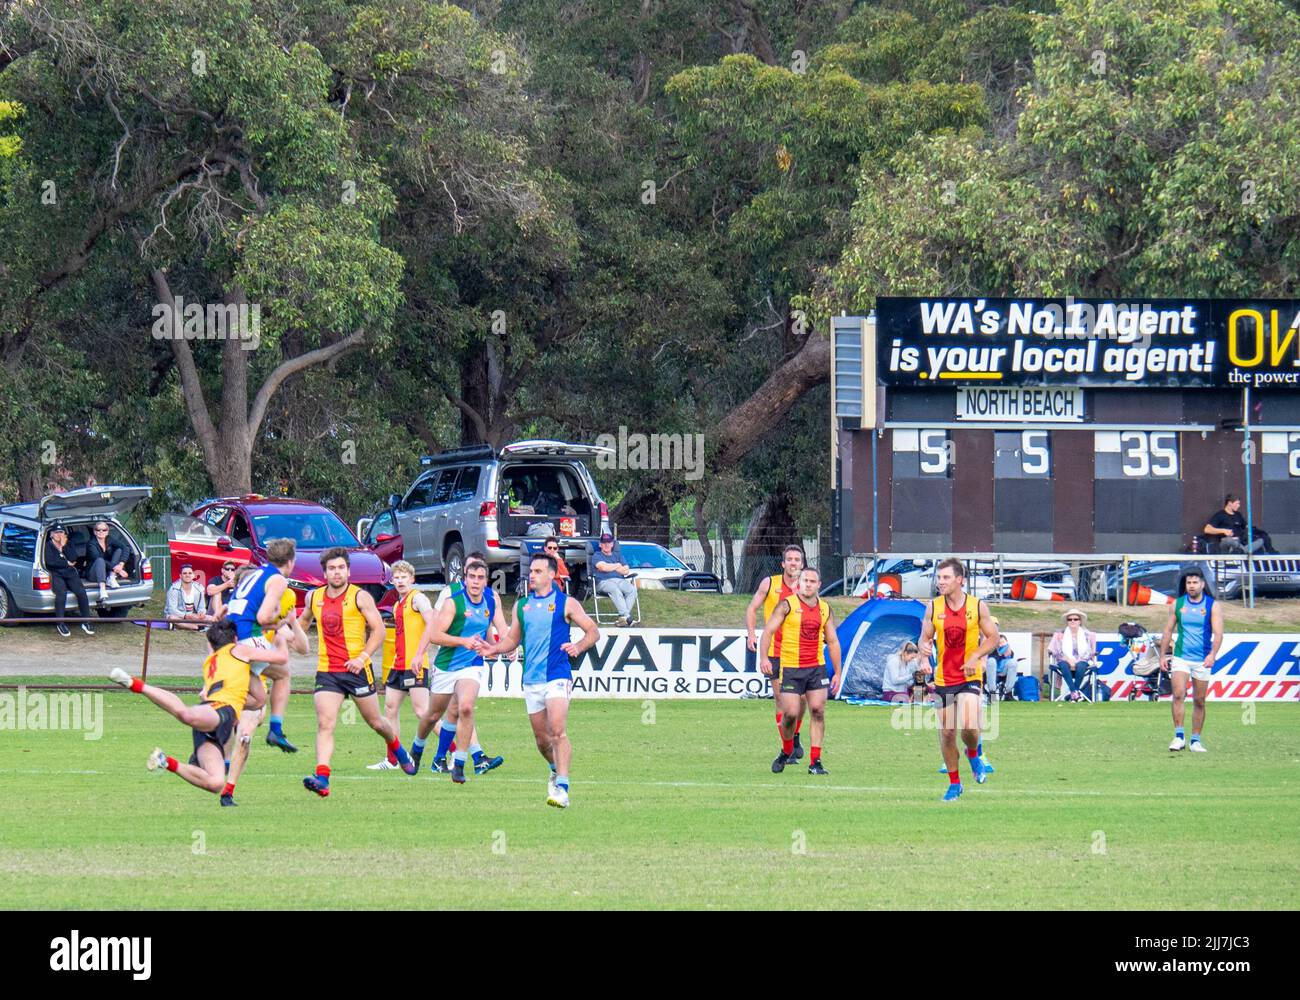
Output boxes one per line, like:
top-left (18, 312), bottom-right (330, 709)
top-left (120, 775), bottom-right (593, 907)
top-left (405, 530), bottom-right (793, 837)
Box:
top-left (1, 682), bottom-right (1296, 909)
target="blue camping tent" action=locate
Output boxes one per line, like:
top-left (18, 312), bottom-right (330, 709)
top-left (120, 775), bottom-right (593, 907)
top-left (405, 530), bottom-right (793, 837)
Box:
top-left (832, 597), bottom-right (927, 699)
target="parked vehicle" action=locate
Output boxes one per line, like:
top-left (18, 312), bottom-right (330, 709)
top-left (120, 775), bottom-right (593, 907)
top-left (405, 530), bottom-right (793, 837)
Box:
top-left (844, 557), bottom-right (1076, 601)
top-left (370, 440), bottom-right (613, 584)
top-left (0, 485), bottom-right (155, 619)
top-left (167, 495), bottom-right (390, 605)
top-left (1105, 557), bottom-right (1300, 601)
top-left (614, 541), bottom-right (723, 592)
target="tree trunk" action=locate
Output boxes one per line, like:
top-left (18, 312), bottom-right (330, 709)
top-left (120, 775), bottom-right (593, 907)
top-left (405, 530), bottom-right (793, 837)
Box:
top-left (736, 493), bottom-right (799, 594)
top-left (719, 517), bottom-right (736, 592)
top-left (694, 494), bottom-right (714, 575)
top-left (612, 326), bottom-right (829, 523)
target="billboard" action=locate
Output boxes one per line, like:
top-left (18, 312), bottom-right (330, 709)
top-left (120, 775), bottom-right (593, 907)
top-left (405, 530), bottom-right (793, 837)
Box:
top-left (877, 296), bottom-right (1300, 388)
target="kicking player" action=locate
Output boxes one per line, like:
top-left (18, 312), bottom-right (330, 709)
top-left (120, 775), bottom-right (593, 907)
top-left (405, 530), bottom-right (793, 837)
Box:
top-left (760, 567), bottom-right (842, 775)
top-left (1160, 568), bottom-right (1223, 752)
top-left (411, 557), bottom-right (508, 782)
top-left (484, 552), bottom-right (598, 808)
top-left (108, 619), bottom-right (291, 799)
top-left (369, 561), bottom-right (435, 770)
top-left (298, 547), bottom-right (416, 796)
top-left (747, 545), bottom-right (810, 761)
top-left (223, 539), bottom-right (300, 753)
top-left (919, 558), bottom-right (998, 802)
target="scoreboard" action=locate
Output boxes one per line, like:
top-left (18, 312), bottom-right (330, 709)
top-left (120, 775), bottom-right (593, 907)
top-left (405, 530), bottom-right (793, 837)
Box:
top-left (832, 298), bottom-right (1300, 556)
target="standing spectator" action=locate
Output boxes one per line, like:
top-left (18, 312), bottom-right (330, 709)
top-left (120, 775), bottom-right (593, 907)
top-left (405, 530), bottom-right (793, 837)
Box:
top-left (1049, 609), bottom-right (1098, 702)
top-left (44, 524), bottom-right (93, 637)
top-left (206, 560), bottom-right (239, 618)
top-left (542, 537), bottom-right (571, 592)
top-left (881, 640), bottom-right (927, 703)
top-left (1202, 494), bottom-right (1277, 554)
top-left (84, 520), bottom-right (130, 604)
top-left (591, 532), bottom-right (638, 626)
top-left (165, 564), bottom-right (213, 630)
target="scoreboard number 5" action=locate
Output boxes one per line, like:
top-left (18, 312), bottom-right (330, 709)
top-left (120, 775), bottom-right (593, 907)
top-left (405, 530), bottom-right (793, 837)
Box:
top-left (1119, 431), bottom-right (1178, 478)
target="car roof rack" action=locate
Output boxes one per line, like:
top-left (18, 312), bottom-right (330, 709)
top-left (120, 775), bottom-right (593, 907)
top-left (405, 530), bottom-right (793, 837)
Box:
top-left (419, 445), bottom-right (496, 467)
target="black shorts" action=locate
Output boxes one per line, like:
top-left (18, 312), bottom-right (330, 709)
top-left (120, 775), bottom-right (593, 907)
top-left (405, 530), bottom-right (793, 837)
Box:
top-left (315, 668), bottom-right (377, 699)
top-left (933, 680), bottom-right (983, 707)
top-left (385, 667), bottom-right (429, 692)
top-left (779, 665), bottom-right (829, 696)
top-left (189, 704), bottom-right (237, 766)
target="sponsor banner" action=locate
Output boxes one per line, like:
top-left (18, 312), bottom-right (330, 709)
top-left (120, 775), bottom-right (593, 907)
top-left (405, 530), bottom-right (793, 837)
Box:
top-left (469, 628), bottom-right (1298, 701)
top-left (477, 628), bottom-right (773, 700)
top-left (956, 386), bottom-right (1084, 422)
top-left (1089, 632), bottom-right (1300, 701)
top-left (876, 296), bottom-right (1300, 388)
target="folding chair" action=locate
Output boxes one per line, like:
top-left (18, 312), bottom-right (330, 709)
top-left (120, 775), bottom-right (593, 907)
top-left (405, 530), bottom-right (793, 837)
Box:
top-left (1049, 656), bottom-right (1099, 701)
top-left (585, 547), bottom-right (641, 626)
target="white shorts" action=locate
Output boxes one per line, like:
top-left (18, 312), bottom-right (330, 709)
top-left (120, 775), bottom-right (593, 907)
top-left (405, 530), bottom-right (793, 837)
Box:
top-left (431, 664), bottom-right (484, 695)
top-left (245, 635), bottom-right (273, 676)
top-left (524, 678), bottom-right (572, 715)
top-left (1169, 656), bottom-right (1211, 682)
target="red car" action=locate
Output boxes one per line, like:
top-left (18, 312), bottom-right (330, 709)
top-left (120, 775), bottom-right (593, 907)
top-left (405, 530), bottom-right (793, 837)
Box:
top-left (165, 495), bottom-right (391, 606)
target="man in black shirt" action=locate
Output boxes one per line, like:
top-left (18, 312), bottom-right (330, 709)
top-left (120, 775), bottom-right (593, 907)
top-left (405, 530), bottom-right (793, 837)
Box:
top-left (1203, 494), bottom-right (1277, 554)
top-left (44, 524), bottom-right (94, 637)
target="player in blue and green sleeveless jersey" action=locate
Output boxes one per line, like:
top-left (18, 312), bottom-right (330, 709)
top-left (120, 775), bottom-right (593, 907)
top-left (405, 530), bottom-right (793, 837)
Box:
top-left (482, 552), bottom-right (598, 809)
top-left (1159, 569), bottom-right (1223, 753)
top-left (412, 559), bottom-right (509, 783)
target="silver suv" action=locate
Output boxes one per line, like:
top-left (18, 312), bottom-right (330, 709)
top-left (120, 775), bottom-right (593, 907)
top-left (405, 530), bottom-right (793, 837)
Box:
top-left (362, 440), bottom-right (613, 584)
top-left (0, 486), bottom-right (156, 619)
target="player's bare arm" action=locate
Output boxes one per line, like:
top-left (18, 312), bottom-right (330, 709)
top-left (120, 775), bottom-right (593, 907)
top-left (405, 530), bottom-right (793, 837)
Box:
top-left (561, 597), bottom-right (599, 656)
top-left (824, 606), bottom-right (844, 695)
top-left (745, 575), bottom-right (772, 651)
top-left (481, 603), bottom-right (523, 658)
top-left (965, 599), bottom-right (999, 677)
top-left (918, 615), bottom-right (936, 669)
top-left (348, 589), bottom-right (384, 674)
top-left (758, 599), bottom-right (791, 677)
top-left (407, 591), bottom-right (437, 665)
top-left (1207, 601), bottom-right (1225, 667)
top-left (256, 574), bottom-right (289, 626)
top-left (1159, 603), bottom-right (1178, 665)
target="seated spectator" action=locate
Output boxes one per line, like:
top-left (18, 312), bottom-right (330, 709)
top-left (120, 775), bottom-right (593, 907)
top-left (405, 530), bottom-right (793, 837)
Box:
top-left (165, 564), bottom-right (213, 630)
top-left (1049, 608), bottom-right (1098, 702)
top-left (542, 536), bottom-right (571, 592)
top-left (206, 560), bottom-right (239, 618)
top-left (990, 630), bottom-right (1020, 699)
top-left (84, 520), bottom-right (130, 604)
top-left (1203, 494), bottom-right (1277, 554)
top-left (45, 523), bottom-right (93, 637)
top-left (591, 532), bottom-right (638, 626)
top-left (881, 640), bottom-right (929, 703)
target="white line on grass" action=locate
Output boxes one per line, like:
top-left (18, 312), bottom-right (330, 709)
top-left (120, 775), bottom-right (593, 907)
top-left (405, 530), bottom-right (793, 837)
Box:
top-left (0, 768), bottom-right (1291, 798)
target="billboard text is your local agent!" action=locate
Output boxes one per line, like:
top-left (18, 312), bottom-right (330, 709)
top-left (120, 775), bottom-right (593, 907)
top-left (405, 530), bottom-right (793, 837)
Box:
top-left (877, 297), bottom-right (1300, 387)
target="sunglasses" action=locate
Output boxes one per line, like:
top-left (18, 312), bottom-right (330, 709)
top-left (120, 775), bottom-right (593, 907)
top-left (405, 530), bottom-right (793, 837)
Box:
top-left (94, 527), bottom-right (110, 533)
top-left (1066, 616), bottom-right (1081, 621)
top-left (545, 545), bottom-right (558, 551)
top-left (222, 564), bottom-right (237, 572)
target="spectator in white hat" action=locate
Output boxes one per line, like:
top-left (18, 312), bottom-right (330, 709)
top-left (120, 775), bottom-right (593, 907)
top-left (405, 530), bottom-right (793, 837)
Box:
top-left (1049, 608), bottom-right (1098, 701)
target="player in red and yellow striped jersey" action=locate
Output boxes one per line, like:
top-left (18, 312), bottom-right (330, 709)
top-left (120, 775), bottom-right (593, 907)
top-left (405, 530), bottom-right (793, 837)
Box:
top-left (759, 567), bottom-right (842, 775)
top-left (367, 560), bottom-right (436, 771)
top-left (746, 545), bottom-right (808, 759)
top-left (919, 557), bottom-right (999, 802)
top-left (107, 618), bottom-right (292, 799)
top-left (296, 547), bottom-right (417, 795)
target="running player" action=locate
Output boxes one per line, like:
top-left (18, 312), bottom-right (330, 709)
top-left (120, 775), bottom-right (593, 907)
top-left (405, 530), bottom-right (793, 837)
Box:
top-left (368, 560), bottom-right (435, 771)
top-left (919, 558), bottom-right (998, 802)
top-left (411, 557), bottom-right (508, 783)
top-left (108, 619), bottom-right (291, 799)
top-left (760, 567), bottom-right (842, 775)
top-left (483, 552), bottom-right (599, 808)
top-left (298, 547), bottom-right (416, 796)
top-left (223, 539), bottom-right (299, 753)
top-left (423, 550), bottom-right (505, 773)
top-left (746, 545), bottom-right (808, 760)
top-left (1160, 568), bottom-right (1223, 752)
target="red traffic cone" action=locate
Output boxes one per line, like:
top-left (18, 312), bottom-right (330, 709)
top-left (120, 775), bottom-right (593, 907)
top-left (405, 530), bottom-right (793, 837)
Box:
top-left (874, 573), bottom-right (903, 598)
top-left (1127, 582), bottom-right (1174, 606)
top-left (1011, 577), bottom-right (1065, 601)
